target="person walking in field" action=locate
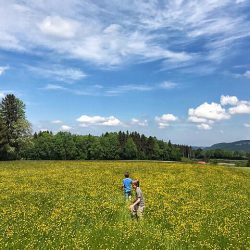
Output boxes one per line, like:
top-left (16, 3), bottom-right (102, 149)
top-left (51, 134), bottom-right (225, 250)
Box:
top-left (130, 180), bottom-right (145, 220)
top-left (122, 172), bottom-right (132, 201)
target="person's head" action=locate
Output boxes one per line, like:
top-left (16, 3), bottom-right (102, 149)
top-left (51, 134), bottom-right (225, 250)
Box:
top-left (124, 172), bottom-right (129, 178)
top-left (132, 179), bottom-right (139, 189)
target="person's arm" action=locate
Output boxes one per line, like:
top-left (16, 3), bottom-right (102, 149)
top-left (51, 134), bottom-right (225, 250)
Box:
top-left (121, 180), bottom-right (125, 190)
top-left (130, 197), bottom-right (140, 211)
top-left (131, 198), bottom-right (140, 207)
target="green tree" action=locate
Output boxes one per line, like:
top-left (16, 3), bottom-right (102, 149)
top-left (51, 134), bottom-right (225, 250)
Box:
top-left (100, 133), bottom-right (120, 160)
top-left (0, 116), bottom-right (8, 159)
top-left (124, 137), bottom-right (138, 159)
top-left (31, 131), bottom-right (54, 160)
top-left (53, 132), bottom-right (78, 160)
top-left (88, 137), bottom-right (104, 159)
top-left (0, 94), bottom-right (31, 160)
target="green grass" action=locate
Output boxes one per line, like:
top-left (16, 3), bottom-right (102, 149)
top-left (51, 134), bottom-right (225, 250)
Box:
top-left (0, 161), bottom-right (249, 249)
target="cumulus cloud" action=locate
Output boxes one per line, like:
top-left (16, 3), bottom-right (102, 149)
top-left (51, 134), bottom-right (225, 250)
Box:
top-left (189, 95), bottom-right (250, 129)
top-left (0, 66), bottom-right (9, 75)
top-left (197, 123), bottom-right (212, 130)
top-left (220, 95), bottom-right (239, 106)
top-left (76, 115), bottom-right (122, 126)
top-left (188, 102), bottom-right (230, 121)
top-left (244, 123), bottom-right (250, 128)
top-left (60, 125), bottom-right (72, 131)
top-left (188, 100), bottom-right (230, 130)
top-left (228, 101), bottom-right (250, 114)
top-left (131, 118), bottom-right (148, 127)
top-left (155, 114), bottom-right (178, 128)
top-left (188, 116), bottom-right (207, 123)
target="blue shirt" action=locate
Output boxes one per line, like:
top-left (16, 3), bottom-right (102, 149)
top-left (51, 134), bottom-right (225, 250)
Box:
top-left (123, 178), bottom-right (132, 192)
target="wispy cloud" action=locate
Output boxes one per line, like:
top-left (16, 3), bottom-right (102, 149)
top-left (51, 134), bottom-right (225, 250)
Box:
top-left (28, 65), bottom-right (87, 83)
top-left (39, 16), bottom-right (79, 39)
top-left (43, 84), bottom-right (67, 90)
top-left (2, 0), bottom-right (248, 69)
top-left (0, 66), bottom-right (9, 75)
top-left (243, 70), bottom-right (250, 78)
top-left (159, 81), bottom-right (177, 89)
top-left (51, 120), bottom-right (63, 124)
top-left (105, 84), bottom-right (153, 96)
top-left (42, 80), bottom-right (178, 96)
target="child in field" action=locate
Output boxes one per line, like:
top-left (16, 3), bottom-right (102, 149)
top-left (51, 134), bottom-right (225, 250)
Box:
top-left (130, 180), bottom-right (145, 220)
top-left (122, 172), bottom-right (132, 200)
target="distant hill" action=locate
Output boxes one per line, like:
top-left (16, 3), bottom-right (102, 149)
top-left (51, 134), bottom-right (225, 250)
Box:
top-left (208, 140), bottom-right (250, 153)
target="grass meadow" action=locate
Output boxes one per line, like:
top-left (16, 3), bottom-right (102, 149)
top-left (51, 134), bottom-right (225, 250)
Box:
top-left (0, 161), bottom-right (249, 249)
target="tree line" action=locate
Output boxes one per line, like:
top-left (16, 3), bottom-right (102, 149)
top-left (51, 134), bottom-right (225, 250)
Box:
top-left (0, 94), bottom-right (249, 162)
top-left (22, 131), bottom-right (184, 161)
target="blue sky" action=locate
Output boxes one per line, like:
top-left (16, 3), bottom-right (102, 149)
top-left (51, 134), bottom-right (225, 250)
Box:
top-left (0, 0), bottom-right (250, 146)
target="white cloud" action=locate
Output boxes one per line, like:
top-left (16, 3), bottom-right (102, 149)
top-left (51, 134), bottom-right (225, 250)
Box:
top-left (105, 84), bottom-right (152, 96)
top-left (39, 16), bottom-right (79, 39)
top-left (0, 66), bottom-right (9, 75)
top-left (197, 123), bottom-right (212, 130)
top-left (155, 114), bottom-right (178, 128)
top-left (236, 0), bottom-right (247, 3)
top-left (0, 1), bottom-right (194, 67)
top-left (159, 81), bottom-right (177, 89)
top-left (0, 0), bottom-right (249, 70)
top-left (220, 95), bottom-right (239, 106)
top-left (188, 116), bottom-right (210, 123)
top-left (243, 70), bottom-right (250, 78)
top-left (76, 115), bottom-right (122, 126)
top-left (51, 120), bottom-right (63, 124)
top-left (44, 84), bottom-right (66, 90)
top-left (188, 101), bottom-right (230, 130)
top-left (131, 118), bottom-right (148, 127)
top-left (244, 123), bottom-right (250, 128)
top-left (28, 65), bottom-right (87, 82)
top-left (60, 125), bottom-right (72, 131)
top-left (102, 116), bottom-right (121, 126)
top-left (189, 96), bottom-right (250, 130)
top-left (229, 101), bottom-right (250, 114)
top-left (0, 31), bottom-right (24, 51)
top-left (188, 102), bottom-right (230, 121)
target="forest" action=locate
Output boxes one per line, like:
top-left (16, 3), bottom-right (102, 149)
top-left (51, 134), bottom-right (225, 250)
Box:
top-left (0, 94), bottom-right (249, 162)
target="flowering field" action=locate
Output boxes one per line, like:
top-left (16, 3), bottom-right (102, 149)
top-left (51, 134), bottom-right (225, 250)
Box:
top-left (0, 161), bottom-right (249, 249)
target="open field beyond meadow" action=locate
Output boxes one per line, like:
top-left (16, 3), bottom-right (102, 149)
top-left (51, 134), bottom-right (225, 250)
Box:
top-left (0, 161), bottom-right (249, 249)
